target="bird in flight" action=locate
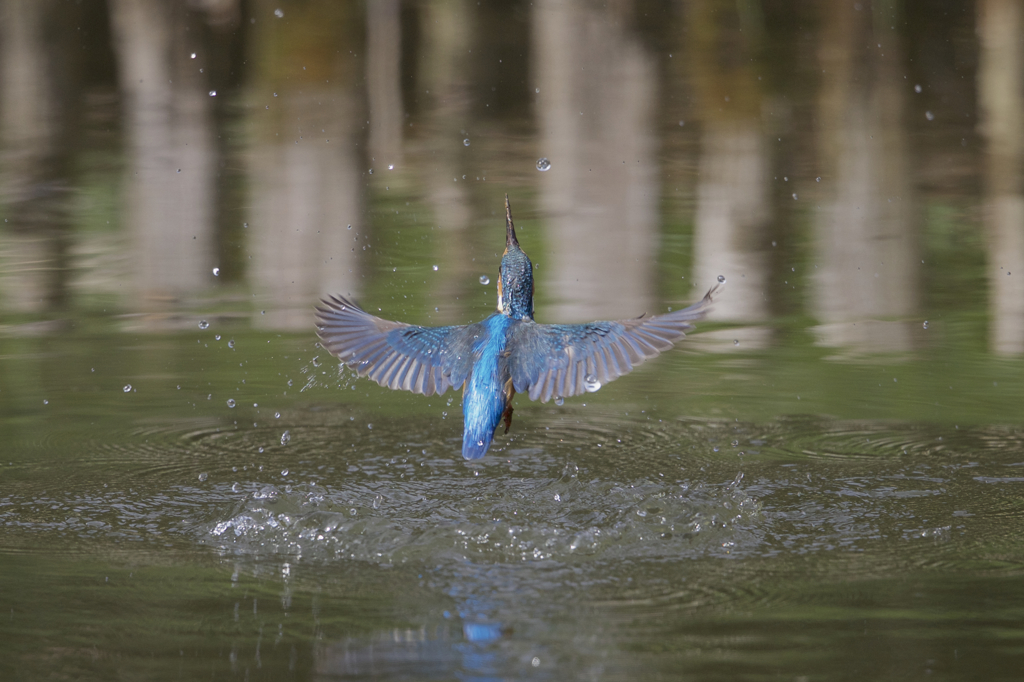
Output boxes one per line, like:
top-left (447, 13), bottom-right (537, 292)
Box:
top-left (315, 196), bottom-right (718, 460)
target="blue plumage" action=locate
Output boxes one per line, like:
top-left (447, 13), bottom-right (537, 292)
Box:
top-left (315, 195), bottom-right (718, 459)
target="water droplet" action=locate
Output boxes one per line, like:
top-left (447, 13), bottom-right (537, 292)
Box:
top-left (536, 87), bottom-right (540, 93)
top-left (198, 472), bottom-right (208, 482)
top-left (274, 8), bottom-right (283, 17)
top-left (43, 400), bottom-right (48, 405)
top-left (198, 320), bottom-right (210, 330)
top-left (536, 157), bottom-right (551, 172)
top-left (816, 176), bottom-right (821, 182)
top-left (925, 111), bottom-right (934, 121)
top-left (923, 320), bottom-right (929, 330)
top-left (231, 482), bottom-right (241, 493)
top-left (388, 164), bottom-right (394, 170)
top-left (347, 224), bottom-right (352, 229)
top-left (554, 396), bottom-right (565, 406)
top-left (792, 193), bottom-right (798, 200)
top-left (368, 168), bottom-right (373, 175)
top-left (123, 384), bottom-right (132, 392)
top-left (281, 468), bottom-right (289, 477)
top-left (212, 267), bottom-right (220, 276)
top-left (372, 495), bottom-right (382, 510)
top-left (477, 440), bottom-right (484, 447)
top-left (280, 431), bottom-right (291, 445)
top-left (479, 275), bottom-right (490, 285)
top-left (532, 657), bottom-right (541, 668)
top-left (215, 334), bottom-right (221, 341)
top-left (717, 274), bottom-right (726, 283)
top-left (190, 53), bottom-right (196, 59)
top-left (734, 339), bottom-right (739, 345)
top-left (227, 339), bottom-right (235, 349)
top-left (432, 264), bottom-right (439, 271)
top-left (732, 440), bottom-right (739, 446)
top-left (914, 84), bottom-right (922, 93)
top-left (678, 120), bottom-right (685, 126)
top-left (584, 374), bottom-right (601, 392)
top-left (227, 399), bottom-right (236, 408)
top-left (463, 138), bottom-right (470, 146)
top-left (274, 412), bottom-right (281, 419)
top-left (208, 90), bottom-right (217, 97)
top-left (311, 356), bottom-right (321, 367)
top-left (367, 423), bottom-right (373, 430)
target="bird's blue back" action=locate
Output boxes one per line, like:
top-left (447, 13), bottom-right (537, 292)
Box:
top-left (461, 313), bottom-right (513, 459)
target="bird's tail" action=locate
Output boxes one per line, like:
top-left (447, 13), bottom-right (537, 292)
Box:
top-left (462, 426), bottom-right (494, 460)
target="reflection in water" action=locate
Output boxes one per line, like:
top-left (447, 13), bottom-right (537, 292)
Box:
top-left (688, 1), bottom-right (771, 335)
top-left (109, 0), bottom-right (216, 312)
top-left (811, 1), bottom-right (919, 351)
top-left (366, 0), bottom-right (403, 171)
top-left (4, 4), bottom-right (1024, 679)
top-left (533, 0), bottom-right (657, 321)
top-left (418, 0), bottom-right (476, 324)
top-left (0, 0), bottom-right (76, 312)
top-left (247, 0), bottom-right (363, 330)
top-left (978, 0), bottom-right (1024, 355)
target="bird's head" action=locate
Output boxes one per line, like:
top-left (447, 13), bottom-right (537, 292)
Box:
top-left (497, 195), bottom-right (534, 320)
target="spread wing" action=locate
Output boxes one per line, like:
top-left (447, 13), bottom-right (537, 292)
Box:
top-left (508, 286), bottom-right (718, 403)
top-left (314, 295), bottom-right (477, 396)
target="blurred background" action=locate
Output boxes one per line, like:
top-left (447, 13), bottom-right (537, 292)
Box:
top-left (0, 0), bottom-right (1014, 350)
top-left (6, 2), bottom-right (1024, 680)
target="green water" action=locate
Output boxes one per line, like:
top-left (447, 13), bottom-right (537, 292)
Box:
top-left (3, 0), bottom-right (1024, 679)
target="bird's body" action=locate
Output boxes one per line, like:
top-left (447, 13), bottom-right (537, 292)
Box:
top-left (316, 196), bottom-right (717, 459)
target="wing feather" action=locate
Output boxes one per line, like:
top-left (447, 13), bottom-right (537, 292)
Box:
top-left (315, 295), bottom-right (475, 396)
top-left (508, 285), bottom-right (717, 401)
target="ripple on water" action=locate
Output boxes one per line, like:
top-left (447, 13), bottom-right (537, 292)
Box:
top-left (5, 408), bottom-right (1024, 581)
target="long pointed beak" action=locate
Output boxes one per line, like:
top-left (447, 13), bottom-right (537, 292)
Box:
top-left (505, 194), bottom-right (519, 248)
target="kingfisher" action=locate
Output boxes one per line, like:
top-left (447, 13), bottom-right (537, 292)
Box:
top-left (315, 196), bottom-right (718, 460)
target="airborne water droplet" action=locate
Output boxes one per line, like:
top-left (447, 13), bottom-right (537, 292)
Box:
top-left (554, 396), bottom-right (565, 406)
top-left (479, 275), bottom-right (490, 285)
top-left (274, 8), bottom-right (283, 17)
top-left (198, 472), bottom-right (208, 482)
top-left (311, 356), bottom-right (321, 367)
top-left (212, 267), bottom-right (220, 276)
top-left (463, 138), bottom-right (470, 146)
top-left (198, 320), bottom-right (210, 330)
top-left (227, 339), bottom-right (235, 349)
top-left (226, 399), bottom-right (236, 408)
top-left (123, 384), bottom-right (132, 392)
top-left (925, 111), bottom-right (935, 121)
top-left (536, 157), bottom-right (552, 172)
top-left (280, 431), bottom-right (291, 445)
top-left (717, 274), bottom-right (726, 283)
top-left (432, 265), bottom-right (439, 271)
top-left (584, 374), bottom-right (601, 392)
top-left (923, 320), bottom-right (929, 330)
